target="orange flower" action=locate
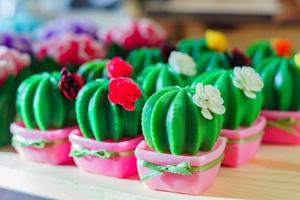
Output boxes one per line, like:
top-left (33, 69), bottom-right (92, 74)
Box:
top-left (271, 38), bottom-right (291, 57)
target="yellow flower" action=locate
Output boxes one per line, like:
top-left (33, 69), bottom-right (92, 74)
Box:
top-left (294, 52), bottom-right (300, 69)
top-left (205, 30), bottom-right (228, 52)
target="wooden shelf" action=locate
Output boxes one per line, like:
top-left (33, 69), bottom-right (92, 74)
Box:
top-left (0, 144), bottom-right (299, 200)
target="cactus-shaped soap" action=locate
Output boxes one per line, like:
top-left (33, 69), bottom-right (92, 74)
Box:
top-left (246, 38), bottom-right (292, 67)
top-left (0, 76), bottom-right (17, 146)
top-left (77, 60), bottom-right (107, 83)
top-left (196, 51), bottom-right (231, 73)
top-left (137, 63), bottom-right (185, 97)
top-left (76, 77), bottom-right (145, 141)
top-left (192, 67), bottom-right (264, 129)
top-left (142, 84), bottom-right (225, 155)
top-left (255, 54), bottom-right (300, 111)
top-left (137, 51), bottom-right (197, 97)
top-left (126, 48), bottom-right (163, 77)
top-left (16, 70), bottom-right (81, 130)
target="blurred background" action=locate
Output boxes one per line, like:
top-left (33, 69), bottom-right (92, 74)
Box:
top-left (1, 0), bottom-right (300, 48)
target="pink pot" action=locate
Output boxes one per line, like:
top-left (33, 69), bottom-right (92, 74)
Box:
top-left (135, 137), bottom-right (227, 195)
top-left (10, 122), bottom-right (77, 165)
top-left (221, 116), bottom-right (266, 167)
top-left (260, 110), bottom-right (300, 145)
top-left (69, 130), bottom-right (143, 179)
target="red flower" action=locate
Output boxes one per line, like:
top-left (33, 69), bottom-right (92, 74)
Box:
top-left (228, 48), bottom-right (251, 67)
top-left (271, 38), bottom-right (291, 57)
top-left (108, 77), bottom-right (141, 111)
top-left (101, 19), bottom-right (165, 50)
top-left (58, 68), bottom-right (84, 100)
top-left (106, 57), bottom-right (133, 79)
top-left (33, 33), bottom-right (106, 66)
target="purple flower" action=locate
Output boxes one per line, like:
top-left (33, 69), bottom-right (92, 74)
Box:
top-left (0, 32), bottom-right (31, 53)
top-left (36, 17), bottom-right (98, 40)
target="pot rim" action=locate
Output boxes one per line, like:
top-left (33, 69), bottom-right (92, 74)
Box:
top-left (10, 122), bottom-right (78, 141)
top-left (135, 137), bottom-right (227, 167)
top-left (69, 129), bottom-right (144, 152)
top-left (261, 110), bottom-right (300, 120)
top-left (221, 116), bottom-right (266, 139)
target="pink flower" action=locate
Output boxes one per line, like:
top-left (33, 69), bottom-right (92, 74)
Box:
top-left (106, 57), bottom-right (133, 79)
top-left (0, 46), bottom-right (30, 85)
top-left (101, 19), bottom-right (165, 50)
top-left (33, 33), bottom-right (106, 66)
top-left (108, 77), bottom-right (141, 111)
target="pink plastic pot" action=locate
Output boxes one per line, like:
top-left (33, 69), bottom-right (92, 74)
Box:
top-left (260, 110), bottom-right (300, 145)
top-left (135, 137), bottom-right (227, 195)
top-left (221, 116), bottom-right (266, 167)
top-left (69, 130), bottom-right (143, 179)
top-left (10, 122), bottom-right (77, 165)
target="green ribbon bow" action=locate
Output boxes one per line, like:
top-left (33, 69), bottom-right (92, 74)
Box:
top-left (138, 155), bottom-right (224, 181)
top-left (227, 131), bottom-right (264, 145)
top-left (70, 144), bottom-right (134, 159)
top-left (70, 145), bottom-right (114, 159)
top-left (267, 117), bottom-right (300, 136)
top-left (12, 136), bottom-right (53, 149)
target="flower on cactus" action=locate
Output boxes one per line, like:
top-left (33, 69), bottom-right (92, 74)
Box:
top-left (58, 68), bottom-right (84, 100)
top-left (271, 38), bottom-right (291, 57)
top-left (205, 30), bottom-right (228, 52)
top-left (193, 83), bottom-right (226, 120)
top-left (106, 57), bottom-right (133, 78)
top-left (108, 77), bottom-right (142, 111)
top-left (233, 66), bottom-right (264, 99)
top-left (168, 51), bottom-right (197, 76)
top-left (228, 48), bottom-right (251, 67)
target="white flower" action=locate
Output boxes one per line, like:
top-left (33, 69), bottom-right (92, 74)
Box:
top-left (168, 51), bottom-right (197, 76)
top-left (193, 83), bottom-right (226, 120)
top-left (233, 66), bottom-right (264, 99)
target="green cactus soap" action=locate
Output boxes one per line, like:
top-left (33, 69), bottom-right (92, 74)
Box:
top-left (192, 67), bottom-right (264, 130)
top-left (137, 63), bottom-right (186, 97)
top-left (126, 48), bottom-right (163, 78)
top-left (142, 84), bottom-right (225, 155)
top-left (76, 78), bottom-right (146, 141)
top-left (16, 72), bottom-right (77, 130)
top-left (77, 59), bottom-right (108, 83)
top-left (256, 56), bottom-right (300, 111)
top-left (137, 51), bottom-right (198, 97)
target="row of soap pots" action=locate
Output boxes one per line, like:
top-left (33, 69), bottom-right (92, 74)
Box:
top-left (10, 110), bottom-right (300, 195)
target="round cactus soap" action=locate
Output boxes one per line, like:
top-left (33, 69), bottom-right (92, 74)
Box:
top-left (77, 60), bottom-right (108, 83)
top-left (16, 71), bottom-right (78, 130)
top-left (256, 55), bottom-right (300, 111)
top-left (126, 48), bottom-right (163, 77)
top-left (192, 67), bottom-right (264, 129)
top-left (137, 51), bottom-right (197, 97)
top-left (137, 63), bottom-right (186, 97)
top-left (76, 77), bottom-right (145, 141)
top-left (142, 84), bottom-right (225, 155)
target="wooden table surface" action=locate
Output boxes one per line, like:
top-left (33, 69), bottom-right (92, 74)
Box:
top-left (0, 144), bottom-right (299, 200)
